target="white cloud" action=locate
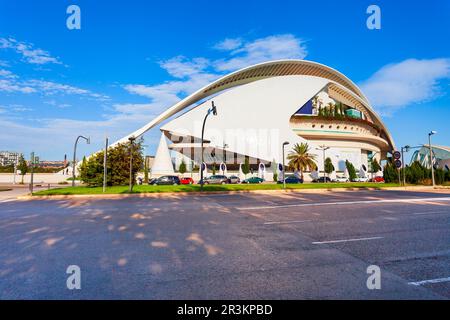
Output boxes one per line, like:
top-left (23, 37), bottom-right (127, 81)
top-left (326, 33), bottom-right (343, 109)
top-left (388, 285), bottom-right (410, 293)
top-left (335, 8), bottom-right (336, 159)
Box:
top-left (159, 56), bottom-right (209, 78)
top-left (125, 34), bottom-right (307, 115)
top-left (0, 69), bottom-right (17, 79)
top-left (0, 77), bottom-right (109, 100)
top-left (360, 58), bottom-right (450, 115)
top-left (214, 34), bottom-right (308, 72)
top-left (0, 37), bottom-right (62, 65)
top-left (213, 38), bottom-right (243, 51)
top-left (0, 79), bottom-right (36, 93)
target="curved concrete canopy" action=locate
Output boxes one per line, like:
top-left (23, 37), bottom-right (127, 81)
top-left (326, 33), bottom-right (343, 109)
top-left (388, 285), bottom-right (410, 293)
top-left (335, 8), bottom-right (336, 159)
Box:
top-left (112, 60), bottom-right (394, 150)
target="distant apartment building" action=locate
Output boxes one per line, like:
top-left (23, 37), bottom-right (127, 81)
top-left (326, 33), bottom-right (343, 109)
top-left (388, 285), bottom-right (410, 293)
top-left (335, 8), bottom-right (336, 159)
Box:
top-left (0, 151), bottom-right (22, 166)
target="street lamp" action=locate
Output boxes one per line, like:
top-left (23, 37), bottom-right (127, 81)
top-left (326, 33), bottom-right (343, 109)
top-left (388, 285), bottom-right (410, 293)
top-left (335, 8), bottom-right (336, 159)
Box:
top-left (401, 145), bottom-right (410, 186)
top-left (128, 136), bottom-right (136, 193)
top-left (200, 101), bottom-right (218, 191)
top-left (316, 145), bottom-right (330, 182)
top-left (428, 131), bottom-right (437, 187)
top-left (72, 135), bottom-right (90, 187)
top-left (282, 141), bottom-right (290, 190)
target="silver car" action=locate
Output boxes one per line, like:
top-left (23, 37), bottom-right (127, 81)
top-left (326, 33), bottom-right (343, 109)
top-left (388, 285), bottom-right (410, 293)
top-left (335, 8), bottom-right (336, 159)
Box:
top-left (228, 175), bottom-right (241, 184)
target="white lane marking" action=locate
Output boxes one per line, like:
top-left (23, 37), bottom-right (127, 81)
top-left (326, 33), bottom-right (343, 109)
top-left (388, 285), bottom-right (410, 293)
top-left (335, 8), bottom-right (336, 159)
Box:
top-left (0, 199), bottom-right (17, 203)
top-left (236, 197), bottom-right (450, 210)
top-left (412, 211), bottom-right (450, 215)
top-left (312, 236), bottom-right (383, 245)
top-left (264, 219), bottom-right (311, 225)
top-left (408, 276), bottom-right (450, 286)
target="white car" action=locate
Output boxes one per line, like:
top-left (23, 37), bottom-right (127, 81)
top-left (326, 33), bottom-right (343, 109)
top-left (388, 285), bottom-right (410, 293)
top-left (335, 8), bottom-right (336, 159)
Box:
top-left (333, 175), bottom-right (349, 182)
top-left (353, 177), bottom-right (369, 182)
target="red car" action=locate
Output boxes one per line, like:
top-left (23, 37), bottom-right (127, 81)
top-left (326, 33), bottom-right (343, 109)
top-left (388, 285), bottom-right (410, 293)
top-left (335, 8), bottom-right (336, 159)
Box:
top-left (371, 176), bottom-right (385, 183)
top-left (180, 177), bottom-right (194, 185)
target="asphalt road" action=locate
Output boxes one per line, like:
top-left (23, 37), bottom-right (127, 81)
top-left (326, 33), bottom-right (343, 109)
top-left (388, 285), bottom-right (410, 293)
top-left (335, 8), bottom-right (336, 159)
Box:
top-left (0, 189), bottom-right (449, 299)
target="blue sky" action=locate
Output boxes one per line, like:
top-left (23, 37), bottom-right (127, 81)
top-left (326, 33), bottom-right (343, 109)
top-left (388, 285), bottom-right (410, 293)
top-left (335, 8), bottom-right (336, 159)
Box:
top-left (0, 0), bottom-right (449, 160)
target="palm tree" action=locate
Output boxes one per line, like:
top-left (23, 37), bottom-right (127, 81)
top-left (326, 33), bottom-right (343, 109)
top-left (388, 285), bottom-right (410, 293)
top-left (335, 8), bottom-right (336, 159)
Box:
top-left (311, 96), bottom-right (321, 115)
top-left (327, 102), bottom-right (335, 117)
top-left (287, 143), bottom-right (317, 180)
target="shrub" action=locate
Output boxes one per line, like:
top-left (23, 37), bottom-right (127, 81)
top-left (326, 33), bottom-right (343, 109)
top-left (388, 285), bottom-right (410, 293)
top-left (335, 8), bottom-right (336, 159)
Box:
top-left (324, 157), bottom-right (334, 177)
top-left (178, 159), bottom-right (187, 175)
top-left (383, 161), bottom-right (399, 183)
top-left (345, 160), bottom-right (357, 181)
top-left (241, 157), bottom-right (250, 177)
top-left (79, 138), bottom-right (144, 187)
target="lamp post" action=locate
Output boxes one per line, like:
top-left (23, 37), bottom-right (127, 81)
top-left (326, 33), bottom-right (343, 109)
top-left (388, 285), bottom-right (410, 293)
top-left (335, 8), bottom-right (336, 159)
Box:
top-left (316, 145), bottom-right (330, 182)
top-left (29, 152), bottom-right (34, 193)
top-left (72, 135), bottom-right (90, 187)
top-left (428, 131), bottom-right (437, 187)
top-left (282, 141), bottom-right (289, 190)
top-left (401, 145), bottom-right (410, 186)
top-left (128, 136), bottom-right (136, 193)
top-left (103, 137), bottom-right (109, 193)
top-left (200, 101), bottom-right (218, 191)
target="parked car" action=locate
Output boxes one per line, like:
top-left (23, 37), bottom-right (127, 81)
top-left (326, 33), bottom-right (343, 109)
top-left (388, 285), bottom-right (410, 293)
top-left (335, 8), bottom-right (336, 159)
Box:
top-left (313, 176), bottom-right (332, 183)
top-left (199, 175), bottom-right (229, 185)
top-left (242, 176), bottom-right (264, 184)
top-left (150, 175), bottom-right (181, 185)
top-left (353, 177), bottom-right (369, 182)
top-left (277, 175), bottom-right (303, 184)
top-left (228, 175), bottom-right (241, 184)
top-left (370, 176), bottom-right (385, 183)
top-left (333, 175), bottom-right (349, 182)
top-left (180, 177), bottom-right (194, 185)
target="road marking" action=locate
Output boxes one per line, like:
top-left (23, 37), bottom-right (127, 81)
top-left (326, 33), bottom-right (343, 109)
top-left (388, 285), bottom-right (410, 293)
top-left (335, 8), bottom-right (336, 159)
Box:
top-left (312, 236), bottom-right (383, 245)
top-left (0, 199), bottom-right (17, 203)
top-left (412, 210), bottom-right (450, 215)
top-left (408, 276), bottom-right (450, 286)
top-left (264, 219), bottom-right (311, 225)
top-left (236, 196), bottom-right (450, 210)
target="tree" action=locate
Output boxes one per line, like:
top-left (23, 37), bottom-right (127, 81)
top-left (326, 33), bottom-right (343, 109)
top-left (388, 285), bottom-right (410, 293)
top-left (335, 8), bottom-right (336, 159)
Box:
top-left (345, 160), bottom-right (357, 181)
top-left (271, 159), bottom-right (278, 182)
top-left (178, 159), bottom-right (187, 176)
top-left (17, 155), bottom-right (28, 184)
top-left (312, 96), bottom-right (321, 115)
top-left (79, 138), bottom-right (144, 187)
top-left (370, 158), bottom-right (381, 173)
top-left (324, 157), bottom-right (335, 178)
top-left (327, 102), bottom-right (335, 117)
top-left (383, 161), bottom-right (399, 183)
top-left (144, 158), bottom-right (149, 184)
top-left (241, 157), bottom-right (250, 177)
top-left (287, 143), bottom-right (317, 180)
top-left (211, 162), bottom-right (217, 175)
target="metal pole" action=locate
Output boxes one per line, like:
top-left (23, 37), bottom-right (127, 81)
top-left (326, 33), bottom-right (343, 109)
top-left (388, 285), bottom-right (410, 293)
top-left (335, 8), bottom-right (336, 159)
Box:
top-left (72, 137), bottom-right (79, 187)
top-left (200, 112), bottom-right (209, 192)
top-left (428, 134), bottom-right (435, 187)
top-left (13, 161), bottom-right (17, 185)
top-left (72, 135), bottom-right (90, 187)
top-left (401, 147), bottom-right (406, 186)
top-left (283, 145), bottom-right (286, 190)
top-left (322, 149), bottom-right (326, 182)
top-left (29, 152), bottom-right (34, 194)
top-left (129, 137), bottom-right (135, 193)
top-left (103, 137), bottom-right (108, 193)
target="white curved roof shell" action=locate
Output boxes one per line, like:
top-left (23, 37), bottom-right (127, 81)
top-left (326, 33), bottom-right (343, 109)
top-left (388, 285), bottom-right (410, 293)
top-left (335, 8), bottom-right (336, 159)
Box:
top-left (113, 60), bottom-right (395, 163)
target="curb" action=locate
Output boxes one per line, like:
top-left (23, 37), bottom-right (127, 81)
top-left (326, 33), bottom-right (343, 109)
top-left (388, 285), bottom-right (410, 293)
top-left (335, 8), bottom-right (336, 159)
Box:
top-left (17, 185), bottom-right (449, 201)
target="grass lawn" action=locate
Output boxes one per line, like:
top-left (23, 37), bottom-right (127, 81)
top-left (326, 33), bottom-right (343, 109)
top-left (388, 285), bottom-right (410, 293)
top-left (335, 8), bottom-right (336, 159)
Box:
top-left (33, 182), bottom-right (401, 196)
